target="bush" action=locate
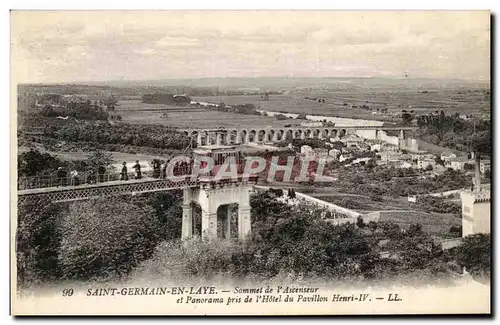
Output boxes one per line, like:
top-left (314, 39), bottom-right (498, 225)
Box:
top-left (16, 198), bottom-right (64, 286)
top-left (18, 149), bottom-right (65, 177)
top-left (58, 197), bottom-right (160, 280)
top-left (456, 234), bottom-right (490, 279)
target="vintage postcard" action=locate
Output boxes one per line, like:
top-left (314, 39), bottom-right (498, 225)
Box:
top-left (11, 10), bottom-right (491, 315)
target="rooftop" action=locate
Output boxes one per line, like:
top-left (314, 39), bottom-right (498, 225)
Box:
top-left (462, 190), bottom-right (491, 203)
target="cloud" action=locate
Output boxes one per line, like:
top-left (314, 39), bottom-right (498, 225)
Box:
top-left (11, 11), bottom-right (490, 83)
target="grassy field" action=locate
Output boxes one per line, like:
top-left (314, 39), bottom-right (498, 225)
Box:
top-left (116, 99), bottom-right (304, 128)
top-left (193, 87), bottom-right (490, 120)
top-left (307, 190), bottom-right (460, 236)
top-left (376, 210), bottom-right (460, 236)
top-left (194, 94), bottom-right (395, 121)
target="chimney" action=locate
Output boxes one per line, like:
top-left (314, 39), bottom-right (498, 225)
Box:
top-left (474, 154), bottom-right (481, 192)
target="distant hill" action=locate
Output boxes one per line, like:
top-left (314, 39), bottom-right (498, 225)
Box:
top-left (31, 77), bottom-right (489, 91)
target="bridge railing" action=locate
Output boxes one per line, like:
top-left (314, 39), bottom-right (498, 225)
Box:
top-left (17, 162), bottom-right (254, 191)
top-left (18, 165), bottom-right (195, 191)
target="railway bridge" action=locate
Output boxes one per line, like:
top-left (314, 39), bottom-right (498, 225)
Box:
top-left (178, 125), bottom-right (417, 146)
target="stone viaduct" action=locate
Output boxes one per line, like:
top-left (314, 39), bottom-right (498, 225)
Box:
top-left (179, 126), bottom-right (416, 146)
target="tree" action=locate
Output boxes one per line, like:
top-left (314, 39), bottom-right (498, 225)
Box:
top-left (16, 197), bottom-right (64, 286)
top-left (401, 112), bottom-right (414, 125)
top-left (456, 233), bottom-right (490, 279)
top-left (58, 197), bottom-right (160, 280)
top-left (146, 191), bottom-right (183, 241)
top-left (425, 164), bottom-right (434, 171)
top-left (434, 157), bottom-right (445, 166)
top-left (367, 221), bottom-right (378, 233)
top-left (407, 224), bottom-right (424, 237)
top-left (449, 226), bottom-right (462, 237)
top-left (18, 149), bottom-right (65, 177)
top-left (85, 150), bottom-right (115, 172)
top-left (356, 216), bottom-right (366, 229)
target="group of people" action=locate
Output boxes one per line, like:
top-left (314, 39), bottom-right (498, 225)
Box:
top-left (52, 158), bottom-right (192, 188)
top-left (120, 159), bottom-right (189, 181)
top-left (55, 165), bottom-right (107, 187)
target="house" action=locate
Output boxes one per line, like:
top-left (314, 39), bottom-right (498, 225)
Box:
top-left (300, 145), bottom-right (314, 156)
top-left (449, 157), bottom-right (475, 171)
top-left (440, 151), bottom-right (457, 162)
top-left (411, 151), bottom-right (432, 161)
top-left (328, 149), bottom-right (341, 160)
top-left (417, 159), bottom-right (436, 170)
top-left (339, 153), bottom-right (353, 162)
top-left (400, 162), bottom-right (413, 169)
top-left (341, 135), bottom-right (365, 148)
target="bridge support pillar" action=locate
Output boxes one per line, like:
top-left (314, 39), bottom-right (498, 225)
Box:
top-left (182, 188), bottom-right (194, 240)
top-left (216, 133), bottom-right (222, 146)
top-left (238, 205), bottom-right (251, 240)
top-left (182, 204), bottom-right (193, 240)
top-left (202, 210), bottom-right (218, 240)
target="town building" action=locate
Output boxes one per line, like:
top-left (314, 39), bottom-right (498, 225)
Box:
top-left (480, 159), bottom-right (491, 174)
top-left (461, 160), bottom-right (491, 237)
top-left (441, 151), bottom-right (457, 162)
top-left (447, 156), bottom-right (475, 171)
top-left (417, 158), bottom-right (435, 170)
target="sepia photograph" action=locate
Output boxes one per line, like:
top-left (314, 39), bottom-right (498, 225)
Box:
top-left (10, 10), bottom-right (491, 315)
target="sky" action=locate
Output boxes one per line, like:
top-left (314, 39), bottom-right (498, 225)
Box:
top-left (11, 11), bottom-right (491, 83)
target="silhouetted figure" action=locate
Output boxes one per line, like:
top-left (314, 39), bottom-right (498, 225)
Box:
top-left (152, 159), bottom-right (161, 178)
top-left (120, 162), bottom-right (128, 181)
top-left (98, 166), bottom-right (106, 183)
top-left (87, 170), bottom-right (96, 184)
top-left (70, 169), bottom-right (80, 186)
top-left (56, 167), bottom-right (67, 186)
top-left (160, 160), bottom-right (167, 179)
top-left (133, 160), bottom-right (142, 179)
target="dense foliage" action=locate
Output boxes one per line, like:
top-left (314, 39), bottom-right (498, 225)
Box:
top-left (142, 93), bottom-right (191, 105)
top-left (42, 122), bottom-right (191, 150)
top-left (41, 101), bottom-right (109, 120)
top-left (456, 233), bottom-right (490, 279)
top-left (18, 149), bottom-right (66, 177)
top-left (58, 197), bottom-right (159, 280)
top-left (17, 198), bottom-right (64, 286)
top-left (317, 165), bottom-right (471, 198)
top-left (416, 112), bottom-right (491, 155)
top-left (18, 149), bottom-right (115, 178)
top-left (192, 102), bottom-right (261, 115)
top-left (17, 189), bottom-right (489, 287)
top-left (137, 191), bottom-right (471, 285)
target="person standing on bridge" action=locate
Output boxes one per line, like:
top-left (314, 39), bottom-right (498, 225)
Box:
top-left (160, 160), bottom-right (167, 179)
top-left (133, 160), bottom-right (142, 179)
top-left (70, 169), bottom-right (80, 186)
top-left (152, 159), bottom-right (161, 178)
top-left (120, 162), bottom-right (128, 181)
top-left (56, 167), bottom-right (68, 186)
top-left (97, 165), bottom-right (106, 183)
